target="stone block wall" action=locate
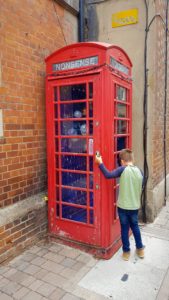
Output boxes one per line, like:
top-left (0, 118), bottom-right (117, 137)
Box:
top-left (0, 194), bottom-right (47, 264)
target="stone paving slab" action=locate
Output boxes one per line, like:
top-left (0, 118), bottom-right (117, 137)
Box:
top-left (79, 238), bottom-right (167, 299)
top-left (0, 237), bottom-right (167, 300)
top-left (13, 286), bottom-right (30, 299)
top-left (156, 267), bottom-right (169, 300)
top-left (0, 200), bottom-right (169, 300)
top-left (0, 241), bottom-right (103, 299)
top-left (49, 287), bottom-right (65, 300)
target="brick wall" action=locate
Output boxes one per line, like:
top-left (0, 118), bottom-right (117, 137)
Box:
top-left (153, 0), bottom-right (169, 187)
top-left (0, 0), bottom-right (78, 208)
top-left (0, 0), bottom-right (78, 261)
top-left (0, 194), bottom-right (47, 264)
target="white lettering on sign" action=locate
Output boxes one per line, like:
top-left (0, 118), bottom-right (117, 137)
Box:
top-left (52, 56), bottom-right (99, 71)
top-left (110, 57), bottom-right (129, 75)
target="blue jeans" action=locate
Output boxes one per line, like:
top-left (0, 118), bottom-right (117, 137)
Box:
top-left (118, 207), bottom-right (144, 252)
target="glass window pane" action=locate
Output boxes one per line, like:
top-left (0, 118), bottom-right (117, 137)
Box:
top-left (90, 192), bottom-right (93, 207)
top-left (62, 205), bottom-right (87, 223)
top-left (55, 122), bottom-right (58, 135)
top-left (61, 138), bottom-right (86, 153)
top-left (54, 105), bottom-right (58, 118)
top-left (60, 84), bottom-right (86, 101)
top-left (89, 121), bottom-right (93, 135)
top-left (116, 154), bottom-right (121, 167)
top-left (61, 155), bottom-right (86, 171)
top-left (56, 204), bottom-right (59, 217)
top-left (116, 103), bottom-right (127, 118)
top-left (117, 137), bottom-right (126, 151)
top-left (56, 172), bottom-right (59, 185)
top-left (55, 139), bottom-right (59, 151)
top-left (116, 86), bottom-right (126, 101)
top-left (114, 154), bottom-right (120, 168)
top-left (89, 102), bottom-right (93, 117)
top-left (89, 210), bottom-right (94, 224)
top-left (55, 155), bottom-right (59, 168)
top-left (117, 120), bottom-right (127, 134)
top-left (89, 157), bottom-right (93, 171)
top-left (54, 87), bottom-right (57, 101)
top-left (56, 188), bottom-right (59, 201)
top-left (61, 121), bottom-right (87, 136)
top-left (60, 103), bottom-right (86, 119)
top-left (113, 188), bottom-right (119, 220)
top-left (89, 174), bottom-right (93, 189)
top-left (89, 83), bottom-right (93, 99)
top-left (62, 188), bottom-right (87, 205)
top-left (62, 172), bottom-right (86, 188)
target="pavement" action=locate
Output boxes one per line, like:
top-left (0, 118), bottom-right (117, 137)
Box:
top-left (0, 199), bottom-right (169, 300)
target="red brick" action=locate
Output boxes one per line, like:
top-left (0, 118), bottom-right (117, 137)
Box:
top-left (0, 226), bottom-right (5, 234)
top-left (0, 230), bottom-right (11, 240)
top-left (0, 0), bottom-right (77, 209)
top-left (0, 193), bottom-right (8, 201)
top-left (3, 198), bottom-right (12, 206)
top-left (3, 185), bottom-right (11, 192)
top-left (0, 152), bottom-right (6, 159)
top-left (8, 163), bottom-right (23, 171)
top-left (5, 124), bottom-right (21, 130)
top-left (5, 222), bottom-right (14, 230)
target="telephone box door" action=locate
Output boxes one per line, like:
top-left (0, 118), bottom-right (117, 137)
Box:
top-left (46, 74), bottom-right (101, 245)
top-left (110, 77), bottom-right (132, 249)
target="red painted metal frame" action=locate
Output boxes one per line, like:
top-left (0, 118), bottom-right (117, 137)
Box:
top-left (46, 74), bottom-right (101, 245)
top-left (45, 42), bottom-right (132, 258)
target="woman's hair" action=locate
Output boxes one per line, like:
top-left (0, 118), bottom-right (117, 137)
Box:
top-left (119, 149), bottom-right (134, 162)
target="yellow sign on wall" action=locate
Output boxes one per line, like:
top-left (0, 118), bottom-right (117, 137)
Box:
top-left (112, 9), bottom-right (138, 28)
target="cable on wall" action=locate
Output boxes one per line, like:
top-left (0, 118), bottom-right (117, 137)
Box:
top-left (53, 1), bottom-right (67, 45)
top-left (142, 0), bottom-right (149, 223)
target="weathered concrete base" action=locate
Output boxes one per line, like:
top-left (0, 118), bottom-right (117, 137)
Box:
top-left (146, 174), bottom-right (169, 222)
top-left (0, 193), bottom-right (48, 264)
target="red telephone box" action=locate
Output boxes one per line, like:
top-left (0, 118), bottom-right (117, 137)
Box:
top-left (45, 42), bottom-right (132, 259)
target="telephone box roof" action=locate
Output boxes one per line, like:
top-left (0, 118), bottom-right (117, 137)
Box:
top-left (45, 42), bottom-right (132, 66)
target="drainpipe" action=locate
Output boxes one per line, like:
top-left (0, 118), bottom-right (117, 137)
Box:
top-left (164, 0), bottom-right (168, 205)
top-left (79, 0), bottom-right (85, 42)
